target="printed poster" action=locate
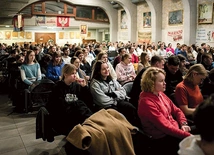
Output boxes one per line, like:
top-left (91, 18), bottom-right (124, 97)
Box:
top-left (46, 17), bottom-right (56, 26)
top-left (167, 29), bottom-right (183, 42)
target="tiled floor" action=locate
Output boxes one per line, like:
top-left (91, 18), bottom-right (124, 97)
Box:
top-left (0, 94), bottom-right (67, 155)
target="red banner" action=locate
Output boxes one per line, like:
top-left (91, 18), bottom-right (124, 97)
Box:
top-left (57, 17), bottom-right (69, 27)
top-left (12, 15), bottom-right (24, 32)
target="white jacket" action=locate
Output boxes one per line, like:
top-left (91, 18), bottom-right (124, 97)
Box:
top-left (178, 135), bottom-right (204, 155)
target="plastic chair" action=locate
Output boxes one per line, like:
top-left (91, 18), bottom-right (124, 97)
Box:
top-left (25, 79), bottom-right (55, 113)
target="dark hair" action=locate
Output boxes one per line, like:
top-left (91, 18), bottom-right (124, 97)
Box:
top-left (10, 49), bottom-right (18, 55)
top-left (201, 43), bottom-right (206, 47)
top-left (74, 46), bottom-right (81, 52)
top-left (75, 50), bottom-right (83, 57)
top-left (62, 46), bottom-right (69, 52)
top-left (94, 48), bottom-right (102, 56)
top-left (118, 47), bottom-right (125, 54)
top-left (177, 54), bottom-right (186, 62)
top-left (151, 55), bottom-right (164, 66)
top-left (181, 44), bottom-right (187, 48)
top-left (92, 60), bottom-right (112, 82)
top-left (70, 56), bottom-right (79, 64)
top-left (202, 53), bottom-right (212, 62)
top-left (52, 51), bottom-right (63, 66)
top-left (33, 46), bottom-right (40, 51)
top-left (167, 55), bottom-right (180, 66)
top-left (42, 54), bottom-right (52, 63)
top-left (193, 94), bottom-right (214, 142)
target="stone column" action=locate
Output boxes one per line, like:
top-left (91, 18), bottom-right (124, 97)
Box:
top-left (146, 0), bottom-right (162, 43)
top-left (116, 0), bottom-right (137, 42)
top-left (182, 0), bottom-right (197, 45)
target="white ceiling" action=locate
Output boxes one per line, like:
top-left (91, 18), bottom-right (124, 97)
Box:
top-left (0, 0), bottom-right (30, 18)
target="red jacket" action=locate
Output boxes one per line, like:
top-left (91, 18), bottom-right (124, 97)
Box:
top-left (138, 91), bottom-right (190, 139)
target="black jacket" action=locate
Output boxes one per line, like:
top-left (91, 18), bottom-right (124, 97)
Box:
top-left (46, 81), bottom-right (93, 135)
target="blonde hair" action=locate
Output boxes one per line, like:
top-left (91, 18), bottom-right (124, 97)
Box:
top-left (184, 64), bottom-right (208, 83)
top-left (61, 64), bottom-right (77, 80)
top-left (141, 67), bottom-right (166, 92)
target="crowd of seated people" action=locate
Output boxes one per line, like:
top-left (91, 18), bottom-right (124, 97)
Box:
top-left (1, 40), bottom-right (214, 154)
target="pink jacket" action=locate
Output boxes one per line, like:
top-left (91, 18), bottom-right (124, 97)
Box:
top-left (115, 61), bottom-right (136, 85)
top-left (138, 91), bottom-right (190, 139)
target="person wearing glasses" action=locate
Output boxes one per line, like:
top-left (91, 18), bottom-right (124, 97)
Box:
top-left (175, 64), bottom-right (208, 120)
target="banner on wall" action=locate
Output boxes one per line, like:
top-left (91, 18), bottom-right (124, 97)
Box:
top-left (12, 15), bottom-right (24, 32)
top-left (167, 29), bottom-right (183, 42)
top-left (46, 17), bottom-right (56, 26)
top-left (138, 31), bottom-right (151, 43)
top-left (36, 16), bottom-right (46, 26)
top-left (57, 17), bottom-right (69, 27)
top-left (80, 25), bottom-right (87, 35)
top-left (196, 28), bottom-right (214, 43)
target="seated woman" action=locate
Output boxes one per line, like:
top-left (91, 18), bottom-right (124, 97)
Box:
top-left (46, 64), bottom-right (93, 135)
top-left (92, 51), bottom-right (117, 80)
top-left (175, 64), bottom-right (208, 119)
top-left (138, 67), bottom-right (191, 155)
top-left (90, 60), bottom-right (137, 125)
top-left (137, 52), bottom-right (150, 74)
top-left (115, 53), bottom-right (136, 85)
top-left (20, 50), bottom-right (42, 88)
top-left (70, 56), bottom-right (89, 83)
top-left (46, 51), bottom-right (65, 82)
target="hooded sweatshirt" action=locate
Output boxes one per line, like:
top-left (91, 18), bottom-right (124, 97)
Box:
top-left (178, 135), bottom-right (204, 155)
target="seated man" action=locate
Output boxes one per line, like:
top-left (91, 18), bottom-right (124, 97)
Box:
top-left (164, 55), bottom-right (183, 97)
top-left (201, 53), bottom-right (214, 71)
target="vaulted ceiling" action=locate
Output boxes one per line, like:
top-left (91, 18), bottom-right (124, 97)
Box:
top-left (0, 0), bottom-right (145, 25)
